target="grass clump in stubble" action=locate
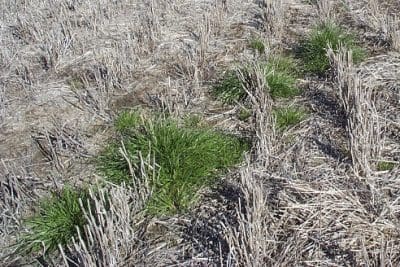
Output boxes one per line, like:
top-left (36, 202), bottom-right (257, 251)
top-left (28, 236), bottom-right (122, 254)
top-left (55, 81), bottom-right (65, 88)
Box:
top-left (249, 38), bottom-right (266, 54)
top-left (213, 56), bottom-right (299, 104)
top-left (265, 56), bottom-right (300, 99)
top-left (377, 161), bottom-right (396, 171)
top-left (98, 111), bottom-right (248, 215)
top-left (274, 106), bottom-right (307, 130)
top-left (16, 187), bottom-right (89, 256)
top-left (212, 70), bottom-right (247, 104)
top-left (238, 107), bottom-right (252, 121)
top-left (299, 22), bottom-right (365, 74)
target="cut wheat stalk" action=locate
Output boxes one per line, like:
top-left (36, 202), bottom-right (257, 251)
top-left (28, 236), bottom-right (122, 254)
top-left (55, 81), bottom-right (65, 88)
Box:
top-left (315, 0), bottom-right (335, 23)
top-left (349, 0), bottom-right (400, 52)
top-left (386, 14), bottom-right (400, 51)
top-left (62, 169), bottom-right (152, 266)
top-left (328, 46), bottom-right (383, 177)
top-left (259, 0), bottom-right (285, 47)
top-left (222, 158), bottom-right (274, 267)
top-left (238, 63), bottom-right (276, 166)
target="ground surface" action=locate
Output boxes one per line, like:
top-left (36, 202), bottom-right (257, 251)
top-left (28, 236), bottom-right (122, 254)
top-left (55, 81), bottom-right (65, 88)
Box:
top-left (1, 0), bottom-right (399, 266)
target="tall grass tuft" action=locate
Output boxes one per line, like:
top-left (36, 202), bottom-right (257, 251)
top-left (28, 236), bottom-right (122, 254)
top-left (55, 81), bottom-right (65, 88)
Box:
top-left (98, 112), bottom-right (248, 215)
top-left (265, 56), bottom-right (300, 99)
top-left (213, 55), bottom-right (299, 103)
top-left (299, 22), bottom-right (365, 74)
top-left (212, 70), bottom-right (247, 104)
top-left (273, 106), bottom-right (307, 130)
top-left (16, 187), bottom-right (89, 255)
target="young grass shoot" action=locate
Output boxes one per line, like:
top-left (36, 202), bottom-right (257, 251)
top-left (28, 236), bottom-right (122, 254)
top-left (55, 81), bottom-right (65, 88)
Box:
top-left (213, 55), bottom-right (300, 104)
top-left (16, 187), bottom-right (89, 256)
top-left (98, 112), bottom-right (248, 215)
top-left (299, 22), bottom-right (365, 74)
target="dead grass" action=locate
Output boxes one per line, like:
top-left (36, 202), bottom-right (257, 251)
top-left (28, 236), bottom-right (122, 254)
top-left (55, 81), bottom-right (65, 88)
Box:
top-left (1, 0), bottom-right (400, 266)
top-left (345, 0), bottom-right (400, 51)
top-left (328, 46), bottom-right (383, 176)
top-left (61, 182), bottom-right (151, 266)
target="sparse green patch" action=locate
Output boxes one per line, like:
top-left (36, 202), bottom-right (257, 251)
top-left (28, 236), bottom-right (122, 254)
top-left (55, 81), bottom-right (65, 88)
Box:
top-left (115, 110), bottom-right (142, 134)
top-left (274, 106), bottom-right (307, 130)
top-left (249, 38), bottom-right (265, 54)
top-left (377, 161), bottom-right (396, 171)
top-left (98, 112), bottom-right (248, 215)
top-left (183, 114), bottom-right (206, 128)
top-left (299, 22), bottom-right (365, 74)
top-left (67, 75), bottom-right (85, 90)
top-left (265, 56), bottom-right (300, 98)
top-left (238, 107), bottom-right (252, 121)
top-left (213, 56), bottom-right (299, 103)
top-left (212, 70), bottom-right (246, 104)
top-left (267, 71), bottom-right (299, 98)
top-left (267, 56), bottom-right (299, 76)
top-left (16, 187), bottom-right (89, 255)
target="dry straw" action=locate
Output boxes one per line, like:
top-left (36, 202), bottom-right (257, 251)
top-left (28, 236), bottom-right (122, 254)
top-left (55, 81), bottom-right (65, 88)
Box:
top-left (61, 154), bottom-right (153, 266)
top-left (238, 63), bottom-right (276, 165)
top-left (259, 0), bottom-right (285, 47)
top-left (328, 46), bottom-right (383, 177)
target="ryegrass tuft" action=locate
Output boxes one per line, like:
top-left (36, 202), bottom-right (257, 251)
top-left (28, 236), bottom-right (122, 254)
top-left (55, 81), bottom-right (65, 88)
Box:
top-left (98, 112), bottom-right (248, 215)
top-left (238, 107), bottom-right (252, 121)
top-left (299, 22), bottom-right (365, 74)
top-left (212, 70), bottom-right (247, 104)
top-left (213, 56), bottom-right (299, 103)
top-left (273, 106), bottom-right (307, 130)
top-left (377, 161), bottom-right (396, 171)
top-left (265, 56), bottom-right (300, 98)
top-left (249, 38), bottom-right (266, 54)
top-left (115, 110), bottom-right (142, 134)
top-left (16, 187), bottom-right (89, 255)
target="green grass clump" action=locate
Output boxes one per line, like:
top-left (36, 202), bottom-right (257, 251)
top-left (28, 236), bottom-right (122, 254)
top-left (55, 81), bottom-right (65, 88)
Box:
top-left (213, 56), bottom-right (299, 103)
top-left (265, 56), bottom-right (300, 99)
top-left (274, 106), bottom-right (307, 130)
top-left (249, 38), bottom-right (266, 54)
top-left (377, 161), bottom-right (396, 171)
top-left (183, 114), bottom-right (206, 128)
top-left (16, 187), bottom-right (89, 255)
top-left (238, 107), bottom-right (252, 121)
top-left (299, 22), bottom-right (365, 74)
top-left (115, 110), bottom-right (142, 133)
top-left (212, 70), bottom-right (246, 104)
top-left (98, 112), bottom-right (248, 215)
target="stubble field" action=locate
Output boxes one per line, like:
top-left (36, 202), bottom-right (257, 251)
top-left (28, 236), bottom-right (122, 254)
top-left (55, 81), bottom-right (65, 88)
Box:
top-left (1, 0), bottom-right (399, 266)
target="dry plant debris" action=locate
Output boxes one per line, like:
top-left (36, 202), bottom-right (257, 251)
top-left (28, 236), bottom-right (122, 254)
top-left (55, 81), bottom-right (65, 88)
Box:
top-left (1, 0), bottom-right (399, 266)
